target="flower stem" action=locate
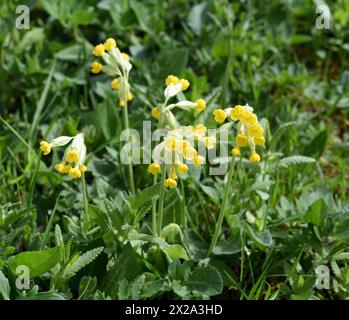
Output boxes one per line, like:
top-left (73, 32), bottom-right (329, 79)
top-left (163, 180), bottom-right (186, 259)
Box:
top-left (207, 157), bottom-right (236, 257)
top-left (123, 88), bottom-right (135, 194)
top-left (157, 164), bottom-right (167, 235)
top-left (152, 174), bottom-right (158, 236)
top-left (82, 173), bottom-right (89, 219)
top-left (27, 152), bottom-right (42, 208)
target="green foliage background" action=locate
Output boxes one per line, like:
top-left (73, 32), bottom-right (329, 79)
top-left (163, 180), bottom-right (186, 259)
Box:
top-left (0, 0), bottom-right (348, 300)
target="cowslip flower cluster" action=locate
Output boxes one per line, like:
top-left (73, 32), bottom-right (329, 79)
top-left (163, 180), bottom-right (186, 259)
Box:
top-left (213, 104), bottom-right (265, 162)
top-left (148, 125), bottom-right (215, 188)
top-left (151, 75), bottom-right (207, 125)
top-left (90, 38), bottom-right (133, 107)
top-left (39, 133), bottom-right (87, 179)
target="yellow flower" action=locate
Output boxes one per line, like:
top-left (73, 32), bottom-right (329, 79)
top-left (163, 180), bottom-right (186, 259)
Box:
top-left (54, 163), bottom-right (65, 173)
top-left (121, 53), bottom-right (129, 61)
top-left (231, 147), bottom-right (241, 157)
top-left (40, 141), bottom-right (52, 155)
top-left (151, 107), bottom-right (161, 119)
top-left (195, 99), bottom-right (206, 112)
top-left (241, 111), bottom-right (257, 125)
top-left (193, 124), bottom-right (207, 137)
top-left (69, 167), bottom-right (82, 179)
top-left (203, 136), bottom-right (216, 149)
top-left (164, 178), bottom-right (177, 189)
top-left (104, 38), bottom-right (116, 51)
top-left (179, 78), bottom-right (190, 91)
top-left (249, 152), bottom-right (261, 163)
top-left (177, 163), bottom-right (188, 174)
top-left (119, 99), bottom-right (125, 107)
top-left (62, 165), bottom-right (72, 174)
top-left (127, 91), bottom-right (133, 101)
top-left (92, 44), bottom-right (105, 57)
top-left (111, 79), bottom-right (120, 89)
top-left (182, 144), bottom-right (196, 160)
top-left (248, 123), bottom-right (264, 138)
top-left (194, 154), bottom-right (205, 166)
top-left (90, 61), bottom-right (102, 74)
top-left (213, 109), bottom-right (227, 124)
top-left (170, 172), bottom-right (178, 180)
top-left (165, 75), bottom-right (179, 86)
top-left (148, 163), bottom-right (161, 175)
top-left (230, 105), bottom-right (245, 121)
top-left (254, 135), bottom-right (265, 145)
top-left (236, 132), bottom-right (248, 147)
top-left (80, 164), bottom-right (87, 173)
top-left (66, 149), bottom-right (79, 164)
top-left (164, 136), bottom-right (177, 151)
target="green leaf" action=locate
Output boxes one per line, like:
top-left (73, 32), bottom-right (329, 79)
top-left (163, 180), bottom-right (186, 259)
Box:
top-left (63, 247), bottom-right (104, 280)
top-left (158, 48), bottom-right (189, 78)
top-left (246, 225), bottom-right (273, 248)
top-left (164, 245), bottom-right (189, 261)
top-left (0, 269), bottom-right (10, 300)
top-left (278, 155), bottom-right (316, 168)
top-left (71, 11), bottom-right (96, 25)
top-left (128, 182), bottom-right (161, 212)
top-left (185, 265), bottom-right (223, 296)
top-left (304, 130), bottom-right (327, 158)
top-left (9, 247), bottom-right (62, 278)
top-left (304, 198), bottom-right (328, 227)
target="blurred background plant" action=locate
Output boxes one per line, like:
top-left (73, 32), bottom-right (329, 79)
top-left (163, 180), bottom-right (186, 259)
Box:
top-left (0, 0), bottom-right (348, 300)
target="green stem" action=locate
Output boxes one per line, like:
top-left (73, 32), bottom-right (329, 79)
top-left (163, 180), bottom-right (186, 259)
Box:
top-left (207, 157), bottom-right (236, 257)
top-left (152, 174), bottom-right (158, 236)
top-left (41, 193), bottom-right (61, 250)
top-left (157, 164), bottom-right (167, 235)
top-left (82, 173), bottom-right (89, 219)
top-left (27, 152), bottom-right (42, 208)
top-left (123, 87), bottom-right (136, 194)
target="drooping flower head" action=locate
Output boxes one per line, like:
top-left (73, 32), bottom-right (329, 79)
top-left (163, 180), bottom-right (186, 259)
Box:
top-left (90, 38), bottom-right (133, 107)
top-left (151, 75), bottom-right (207, 124)
top-left (213, 104), bottom-right (265, 163)
top-left (40, 133), bottom-right (87, 179)
top-left (148, 125), bottom-right (215, 188)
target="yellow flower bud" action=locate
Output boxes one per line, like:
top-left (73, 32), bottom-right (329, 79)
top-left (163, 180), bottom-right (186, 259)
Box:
top-left (92, 44), bottom-right (105, 57)
top-left (69, 167), bottom-right (82, 179)
top-left (66, 149), bottom-right (79, 164)
top-left (40, 141), bottom-right (52, 155)
top-left (104, 38), bottom-right (116, 51)
top-left (249, 152), bottom-right (261, 163)
top-left (248, 123), bottom-right (264, 138)
top-left (119, 99), bottom-right (125, 107)
top-left (148, 163), bottom-right (161, 175)
top-left (151, 107), bottom-right (161, 119)
top-left (127, 91), bottom-right (133, 101)
top-left (195, 99), bottom-right (206, 112)
top-left (213, 109), bottom-right (227, 124)
top-left (179, 78), bottom-right (190, 91)
top-left (236, 132), bottom-right (248, 147)
top-left (90, 61), bottom-right (102, 74)
top-left (79, 164), bottom-right (87, 173)
top-left (231, 147), bottom-right (241, 157)
top-left (164, 178), bottom-right (177, 189)
top-left (111, 79), bottom-right (120, 89)
top-left (121, 53), bottom-right (129, 61)
top-left (254, 135), bottom-right (265, 145)
top-left (62, 165), bottom-right (72, 174)
top-left (54, 163), bottom-right (65, 173)
top-left (177, 163), bottom-right (188, 174)
top-left (230, 105), bottom-right (245, 121)
top-left (165, 75), bottom-right (179, 86)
